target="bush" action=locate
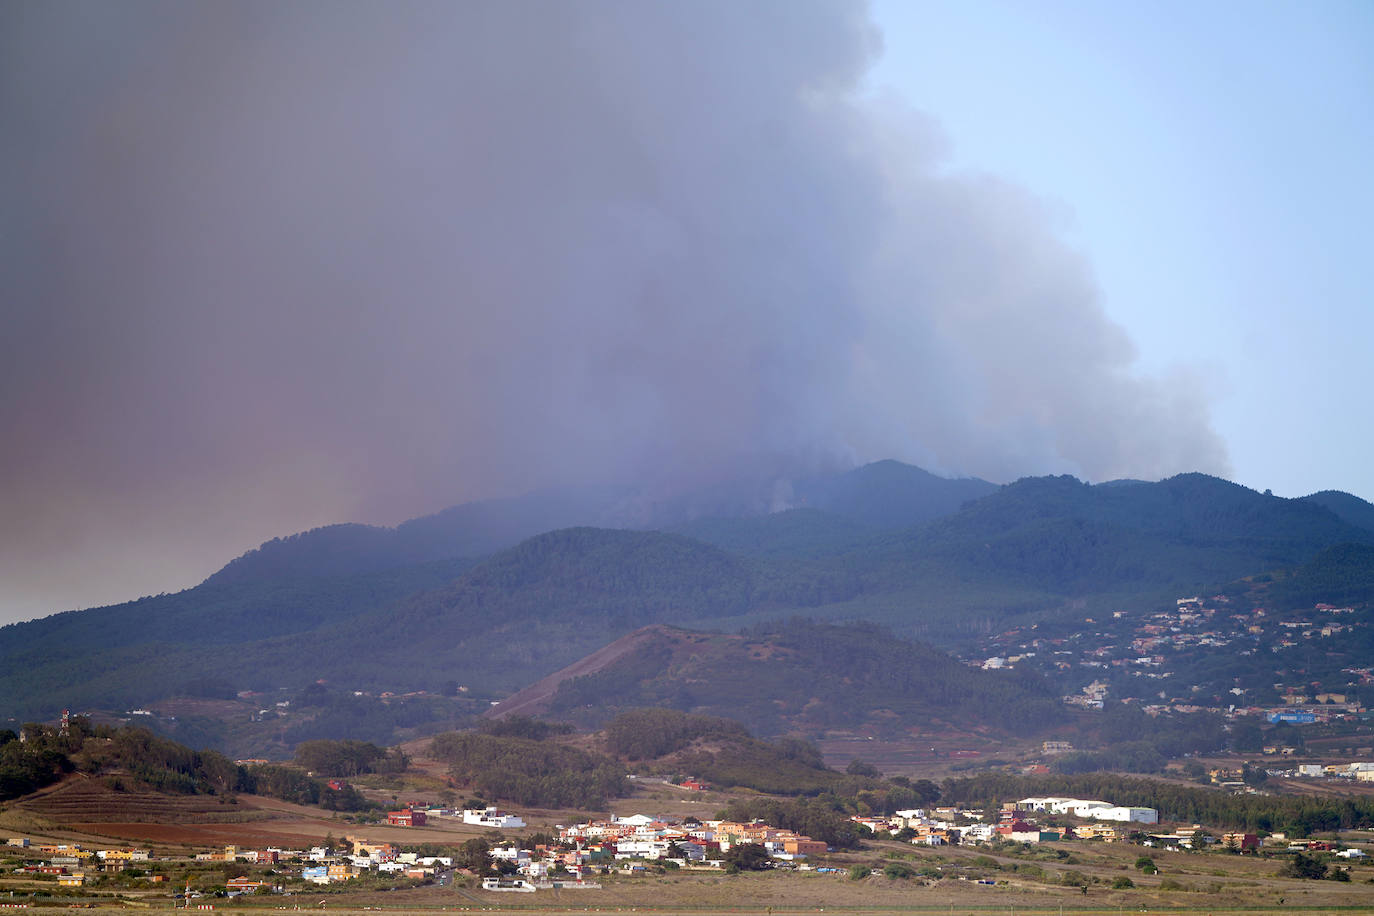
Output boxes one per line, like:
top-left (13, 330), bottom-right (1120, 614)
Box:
top-left (1280, 852), bottom-right (1328, 880)
top-left (882, 862), bottom-right (915, 880)
top-left (1112, 876), bottom-right (1134, 889)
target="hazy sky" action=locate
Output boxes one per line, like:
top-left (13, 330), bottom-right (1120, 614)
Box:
top-left (2, 1), bottom-right (1368, 625)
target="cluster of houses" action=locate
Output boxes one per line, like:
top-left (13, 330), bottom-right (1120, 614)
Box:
top-left (384, 805), bottom-right (527, 829)
top-left (847, 797), bottom-right (1158, 848)
top-left (6, 838), bottom-right (156, 888)
top-left (7, 809), bottom-right (834, 897)
top-left (1266, 761), bottom-right (1374, 782)
top-left (449, 813), bottom-right (839, 891)
top-left (4, 835), bottom-right (457, 893)
top-left (555, 814), bottom-right (828, 864)
top-left (969, 595), bottom-right (1370, 719)
top-left (204, 838), bottom-right (455, 886)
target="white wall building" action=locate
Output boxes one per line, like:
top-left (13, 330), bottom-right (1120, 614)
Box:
top-left (1018, 797), bottom-right (1157, 824)
top-left (463, 807), bottom-right (527, 829)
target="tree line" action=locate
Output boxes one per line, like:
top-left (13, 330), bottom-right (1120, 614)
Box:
top-left (429, 731), bottom-right (626, 808)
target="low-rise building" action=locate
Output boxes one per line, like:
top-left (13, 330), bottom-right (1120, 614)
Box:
top-left (462, 807), bottom-right (525, 829)
top-left (227, 877), bottom-right (280, 894)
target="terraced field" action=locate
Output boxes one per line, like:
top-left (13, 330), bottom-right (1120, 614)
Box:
top-left (6, 774), bottom-right (242, 822)
top-left (0, 774), bottom-right (315, 850)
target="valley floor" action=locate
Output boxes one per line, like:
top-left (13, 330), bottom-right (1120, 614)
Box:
top-left (6, 753), bottom-right (1374, 915)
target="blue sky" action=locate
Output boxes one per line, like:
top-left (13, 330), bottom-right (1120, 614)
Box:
top-left (870, 0), bottom-right (1374, 499)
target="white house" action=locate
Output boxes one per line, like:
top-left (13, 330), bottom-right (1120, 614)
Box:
top-left (1087, 806), bottom-right (1158, 824)
top-left (1018, 796), bottom-right (1157, 824)
top-left (960, 824), bottom-right (996, 844)
top-left (463, 807), bottom-right (527, 829)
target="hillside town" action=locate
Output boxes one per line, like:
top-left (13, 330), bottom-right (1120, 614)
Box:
top-left (967, 596), bottom-right (1373, 723)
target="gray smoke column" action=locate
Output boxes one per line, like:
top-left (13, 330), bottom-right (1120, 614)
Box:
top-left (0, 0), bottom-right (1229, 622)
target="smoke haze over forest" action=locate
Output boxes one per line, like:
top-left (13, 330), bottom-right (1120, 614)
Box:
top-left (2, 1), bottom-right (1234, 622)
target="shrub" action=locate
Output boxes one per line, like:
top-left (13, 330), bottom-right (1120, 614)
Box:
top-left (882, 862), bottom-right (915, 880)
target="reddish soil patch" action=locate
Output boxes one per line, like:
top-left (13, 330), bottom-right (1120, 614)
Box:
top-left (487, 624), bottom-right (691, 719)
top-left (8, 774), bottom-right (343, 851)
top-left (66, 821), bottom-right (320, 848)
top-left (8, 774), bottom-right (230, 822)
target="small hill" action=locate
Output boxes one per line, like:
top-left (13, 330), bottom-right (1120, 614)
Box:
top-left (599, 708), bottom-right (857, 798)
top-left (487, 625), bottom-right (680, 721)
top-left (206, 485), bottom-right (631, 587)
top-left (1303, 490), bottom-right (1374, 534)
top-left (794, 460), bottom-right (997, 529)
top-left (537, 620), bottom-right (1065, 740)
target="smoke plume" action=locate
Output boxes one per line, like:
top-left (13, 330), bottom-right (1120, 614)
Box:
top-left (0, 0), bottom-right (1228, 622)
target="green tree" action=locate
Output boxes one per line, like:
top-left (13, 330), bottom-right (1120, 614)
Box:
top-left (455, 838), bottom-right (492, 872)
top-left (846, 759), bottom-right (880, 777)
top-left (722, 844), bottom-right (771, 872)
top-left (1280, 852), bottom-right (1328, 880)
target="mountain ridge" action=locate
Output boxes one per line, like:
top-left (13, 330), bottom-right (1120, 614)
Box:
top-left (3, 462), bottom-right (1371, 740)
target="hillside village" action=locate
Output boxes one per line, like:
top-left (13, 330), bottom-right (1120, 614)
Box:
top-left (967, 596), bottom-right (1373, 724)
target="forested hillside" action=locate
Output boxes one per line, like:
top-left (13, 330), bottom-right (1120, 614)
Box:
top-left (0, 556), bottom-right (478, 716)
top-left (2, 463), bottom-right (1370, 747)
top-left (543, 620), bottom-right (1066, 738)
top-left (1302, 490), bottom-right (1374, 534)
top-left (1259, 542), bottom-right (1374, 611)
top-left (0, 719), bottom-right (370, 811)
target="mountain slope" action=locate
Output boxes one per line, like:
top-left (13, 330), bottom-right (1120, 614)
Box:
top-left (865, 473), bottom-right (1374, 595)
top-left (205, 461), bottom-right (992, 588)
top-left (794, 459), bottom-right (997, 528)
top-left (205, 485), bottom-right (632, 587)
top-left (536, 620), bottom-right (1066, 739)
top-left (5, 465), bottom-right (1371, 736)
top-left (1302, 490), bottom-right (1374, 534)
